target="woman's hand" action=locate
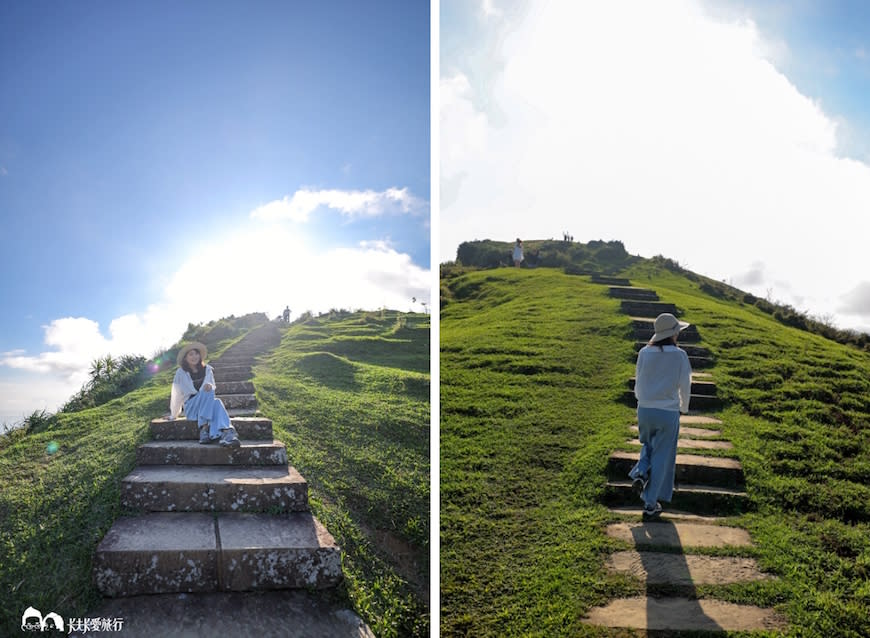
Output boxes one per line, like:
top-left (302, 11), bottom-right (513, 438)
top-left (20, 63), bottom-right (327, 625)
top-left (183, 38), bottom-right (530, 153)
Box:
top-left (203, 383), bottom-right (214, 392)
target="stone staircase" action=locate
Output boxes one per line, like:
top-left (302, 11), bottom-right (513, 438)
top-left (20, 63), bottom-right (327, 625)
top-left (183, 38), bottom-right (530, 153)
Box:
top-left (92, 323), bottom-right (345, 601)
top-left (584, 278), bottom-right (788, 633)
top-left (210, 322), bottom-right (281, 416)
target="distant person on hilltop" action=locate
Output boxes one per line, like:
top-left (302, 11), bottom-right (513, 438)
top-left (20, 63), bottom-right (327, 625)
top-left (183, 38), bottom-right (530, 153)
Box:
top-left (283, 306), bottom-right (291, 322)
top-left (629, 313), bottom-right (692, 520)
top-left (512, 238), bottom-right (524, 267)
top-left (170, 342), bottom-right (240, 447)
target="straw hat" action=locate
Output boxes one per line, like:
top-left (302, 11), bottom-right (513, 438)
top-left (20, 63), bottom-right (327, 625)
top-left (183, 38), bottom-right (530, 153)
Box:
top-left (650, 313), bottom-right (690, 343)
top-left (176, 342), bottom-right (208, 366)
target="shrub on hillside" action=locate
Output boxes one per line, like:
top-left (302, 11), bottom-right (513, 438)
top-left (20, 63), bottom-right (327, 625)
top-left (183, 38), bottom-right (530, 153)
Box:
top-left (455, 238), bottom-right (636, 272)
top-left (182, 312), bottom-right (269, 345)
top-left (62, 354), bottom-right (149, 413)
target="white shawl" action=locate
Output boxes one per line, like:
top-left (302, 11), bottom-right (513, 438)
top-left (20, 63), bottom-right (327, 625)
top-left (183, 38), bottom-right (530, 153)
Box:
top-left (169, 364), bottom-right (217, 420)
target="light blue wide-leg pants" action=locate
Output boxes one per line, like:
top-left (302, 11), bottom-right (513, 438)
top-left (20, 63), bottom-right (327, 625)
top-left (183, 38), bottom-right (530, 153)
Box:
top-left (184, 389), bottom-right (231, 438)
top-left (631, 407), bottom-right (680, 509)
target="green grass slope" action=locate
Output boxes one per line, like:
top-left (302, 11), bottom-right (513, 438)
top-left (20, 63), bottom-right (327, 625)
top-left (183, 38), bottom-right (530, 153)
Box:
top-left (0, 310), bottom-right (430, 638)
top-left (440, 264), bottom-right (870, 637)
top-left (254, 311), bottom-right (430, 637)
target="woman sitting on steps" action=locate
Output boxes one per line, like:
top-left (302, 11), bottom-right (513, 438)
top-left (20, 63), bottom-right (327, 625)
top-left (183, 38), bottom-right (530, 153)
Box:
top-left (170, 342), bottom-right (240, 447)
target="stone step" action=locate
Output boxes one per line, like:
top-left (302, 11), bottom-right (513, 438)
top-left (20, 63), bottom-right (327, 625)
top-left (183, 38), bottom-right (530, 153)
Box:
top-left (213, 370), bottom-right (254, 383)
top-left (583, 597), bottom-right (787, 632)
top-left (688, 356), bottom-right (714, 369)
top-left (220, 513), bottom-right (342, 591)
top-left (151, 418), bottom-right (274, 441)
top-left (608, 451), bottom-right (744, 487)
top-left (606, 522), bottom-right (753, 548)
top-left (607, 506), bottom-right (729, 523)
top-left (121, 465), bottom-right (309, 512)
top-left (630, 425), bottom-right (723, 438)
top-left (680, 415), bottom-right (722, 425)
top-left (94, 512), bottom-right (217, 596)
top-left (627, 438), bottom-right (733, 450)
top-left (226, 407), bottom-right (260, 418)
top-left (621, 391), bottom-right (722, 410)
top-left (214, 380), bottom-right (255, 394)
top-left (137, 440), bottom-right (287, 466)
top-left (212, 363), bottom-right (256, 373)
top-left (605, 551), bottom-right (774, 585)
top-left (633, 342), bottom-right (711, 358)
top-left (590, 275), bottom-right (631, 286)
top-left (218, 347), bottom-right (265, 355)
top-left (621, 301), bottom-right (678, 317)
top-left (213, 365), bottom-right (253, 382)
top-left (212, 356), bottom-right (258, 366)
top-left (604, 481), bottom-right (749, 515)
top-left (608, 287), bottom-right (658, 301)
top-left (94, 512), bottom-right (341, 596)
top-left (214, 394), bottom-right (258, 410)
top-left (628, 378), bottom-right (717, 396)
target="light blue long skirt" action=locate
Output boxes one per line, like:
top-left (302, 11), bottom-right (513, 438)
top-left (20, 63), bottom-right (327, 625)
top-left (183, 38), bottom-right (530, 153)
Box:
top-left (184, 389), bottom-right (231, 438)
top-left (630, 406), bottom-right (681, 509)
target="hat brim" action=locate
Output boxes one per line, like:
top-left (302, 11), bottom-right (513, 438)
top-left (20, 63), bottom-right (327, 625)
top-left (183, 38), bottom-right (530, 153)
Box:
top-left (177, 342), bottom-right (208, 366)
top-left (650, 320), bottom-right (690, 343)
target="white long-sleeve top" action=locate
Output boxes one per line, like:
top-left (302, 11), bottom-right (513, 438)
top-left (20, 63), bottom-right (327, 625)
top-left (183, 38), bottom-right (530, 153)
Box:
top-left (634, 344), bottom-right (691, 413)
top-left (169, 365), bottom-right (216, 420)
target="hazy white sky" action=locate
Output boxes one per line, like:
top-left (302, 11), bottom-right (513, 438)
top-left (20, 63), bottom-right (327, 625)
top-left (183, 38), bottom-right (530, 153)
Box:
top-left (441, 0), bottom-right (870, 335)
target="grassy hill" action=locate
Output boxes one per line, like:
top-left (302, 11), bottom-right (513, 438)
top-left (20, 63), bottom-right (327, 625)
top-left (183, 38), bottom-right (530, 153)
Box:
top-left (0, 310), bottom-right (430, 637)
top-left (440, 260), bottom-right (870, 636)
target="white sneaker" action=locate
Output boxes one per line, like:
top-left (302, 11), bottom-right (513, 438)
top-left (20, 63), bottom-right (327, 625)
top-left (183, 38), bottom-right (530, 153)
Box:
top-left (198, 425), bottom-right (213, 444)
top-left (642, 502), bottom-right (663, 520)
top-left (219, 425), bottom-right (241, 448)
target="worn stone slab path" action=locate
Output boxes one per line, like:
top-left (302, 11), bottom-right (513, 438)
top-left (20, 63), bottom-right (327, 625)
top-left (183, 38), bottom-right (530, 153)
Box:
top-left (606, 551), bottom-right (773, 585)
top-left (627, 437), bottom-right (734, 450)
top-left (584, 597), bottom-right (788, 633)
top-left (586, 277), bottom-right (787, 633)
top-left (606, 521), bottom-right (753, 547)
top-left (631, 424), bottom-right (723, 438)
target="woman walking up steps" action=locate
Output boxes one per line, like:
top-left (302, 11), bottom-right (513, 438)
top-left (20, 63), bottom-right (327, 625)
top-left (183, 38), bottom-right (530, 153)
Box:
top-left (629, 313), bottom-right (692, 519)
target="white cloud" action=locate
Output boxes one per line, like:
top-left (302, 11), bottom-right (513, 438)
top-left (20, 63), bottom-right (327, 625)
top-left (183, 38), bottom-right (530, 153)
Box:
top-left (441, 0), bottom-right (870, 332)
top-left (0, 375), bottom-right (85, 429)
top-left (250, 187), bottom-right (427, 222)
top-left (1, 223), bottom-right (430, 415)
top-left (482, 0), bottom-right (502, 19)
top-left (839, 281), bottom-right (870, 316)
top-left (733, 261), bottom-right (765, 287)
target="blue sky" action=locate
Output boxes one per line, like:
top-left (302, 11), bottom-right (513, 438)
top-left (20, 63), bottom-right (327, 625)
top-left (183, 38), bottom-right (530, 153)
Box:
top-left (441, 0), bottom-right (870, 335)
top-left (0, 1), bottom-right (430, 425)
